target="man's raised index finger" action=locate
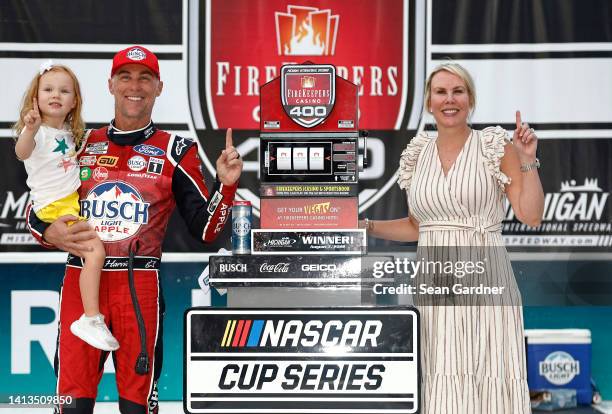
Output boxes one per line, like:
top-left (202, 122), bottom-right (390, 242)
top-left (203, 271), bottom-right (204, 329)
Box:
top-left (225, 128), bottom-right (233, 149)
top-left (515, 110), bottom-right (522, 129)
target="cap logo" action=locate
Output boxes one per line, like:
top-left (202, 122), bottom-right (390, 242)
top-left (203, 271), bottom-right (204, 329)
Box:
top-left (126, 47), bottom-right (146, 61)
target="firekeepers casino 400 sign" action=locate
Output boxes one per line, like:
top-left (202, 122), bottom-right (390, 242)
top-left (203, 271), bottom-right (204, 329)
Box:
top-left (185, 309), bottom-right (419, 413)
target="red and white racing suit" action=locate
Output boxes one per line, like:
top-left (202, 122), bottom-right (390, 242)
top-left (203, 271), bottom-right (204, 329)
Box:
top-left (27, 121), bottom-right (237, 414)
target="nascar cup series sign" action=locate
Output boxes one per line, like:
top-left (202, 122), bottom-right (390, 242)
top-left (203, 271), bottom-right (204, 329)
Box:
top-left (185, 308), bottom-right (419, 413)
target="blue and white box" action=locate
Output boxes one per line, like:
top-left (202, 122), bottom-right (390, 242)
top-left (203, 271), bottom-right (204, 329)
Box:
top-left (525, 329), bottom-right (592, 405)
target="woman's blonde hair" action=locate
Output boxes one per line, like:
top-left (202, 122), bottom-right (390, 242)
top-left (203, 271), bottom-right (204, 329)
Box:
top-left (424, 62), bottom-right (476, 114)
top-left (13, 64), bottom-right (85, 147)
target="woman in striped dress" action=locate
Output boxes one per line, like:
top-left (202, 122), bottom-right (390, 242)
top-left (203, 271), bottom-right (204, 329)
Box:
top-left (364, 63), bottom-right (544, 413)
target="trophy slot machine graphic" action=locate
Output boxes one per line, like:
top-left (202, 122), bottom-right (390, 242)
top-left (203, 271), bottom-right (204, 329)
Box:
top-left (257, 63), bottom-right (365, 239)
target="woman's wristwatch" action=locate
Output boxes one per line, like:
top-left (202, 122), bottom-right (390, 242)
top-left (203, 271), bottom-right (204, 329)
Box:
top-left (520, 158), bottom-right (540, 172)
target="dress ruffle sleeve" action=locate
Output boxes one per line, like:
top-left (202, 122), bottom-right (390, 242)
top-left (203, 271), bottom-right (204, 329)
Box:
top-left (397, 132), bottom-right (430, 191)
top-left (481, 126), bottom-right (512, 192)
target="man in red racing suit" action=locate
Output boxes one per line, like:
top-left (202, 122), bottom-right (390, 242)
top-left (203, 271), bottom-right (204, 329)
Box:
top-left (26, 46), bottom-right (243, 414)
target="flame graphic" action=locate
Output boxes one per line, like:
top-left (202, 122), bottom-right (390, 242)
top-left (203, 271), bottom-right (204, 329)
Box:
top-left (301, 76), bottom-right (315, 88)
top-left (275, 5), bottom-right (339, 56)
top-left (287, 19), bottom-right (324, 55)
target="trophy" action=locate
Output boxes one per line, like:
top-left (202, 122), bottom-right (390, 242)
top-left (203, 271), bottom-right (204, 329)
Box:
top-left (254, 63), bottom-right (366, 254)
top-left (210, 63), bottom-right (369, 306)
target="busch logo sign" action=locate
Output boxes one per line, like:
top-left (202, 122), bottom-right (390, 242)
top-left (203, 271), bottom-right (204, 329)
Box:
top-left (80, 181), bottom-right (150, 242)
top-left (539, 351), bottom-right (580, 386)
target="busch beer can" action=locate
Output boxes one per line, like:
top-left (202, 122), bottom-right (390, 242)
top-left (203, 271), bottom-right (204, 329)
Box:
top-left (232, 201), bottom-right (252, 254)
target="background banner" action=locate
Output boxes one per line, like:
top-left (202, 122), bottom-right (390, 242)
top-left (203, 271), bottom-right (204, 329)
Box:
top-left (2, 0), bottom-right (611, 252)
top-left (1, 0), bottom-right (612, 252)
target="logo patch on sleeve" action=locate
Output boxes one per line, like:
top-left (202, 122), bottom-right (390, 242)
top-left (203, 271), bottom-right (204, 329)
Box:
top-left (207, 191), bottom-right (224, 214)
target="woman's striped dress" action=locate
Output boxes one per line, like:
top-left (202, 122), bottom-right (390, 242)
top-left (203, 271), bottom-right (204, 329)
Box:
top-left (398, 127), bottom-right (531, 414)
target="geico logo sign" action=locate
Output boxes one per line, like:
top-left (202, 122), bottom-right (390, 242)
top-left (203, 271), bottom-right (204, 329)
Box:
top-left (539, 351), bottom-right (580, 385)
top-left (221, 319), bottom-right (382, 348)
top-left (301, 264), bottom-right (337, 271)
top-left (219, 263), bottom-right (248, 273)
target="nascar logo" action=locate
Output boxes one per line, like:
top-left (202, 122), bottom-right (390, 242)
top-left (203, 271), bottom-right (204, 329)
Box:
top-left (220, 319), bottom-right (382, 348)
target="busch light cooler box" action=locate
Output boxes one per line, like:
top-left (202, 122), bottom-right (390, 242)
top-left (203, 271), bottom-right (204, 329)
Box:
top-left (525, 329), bottom-right (592, 405)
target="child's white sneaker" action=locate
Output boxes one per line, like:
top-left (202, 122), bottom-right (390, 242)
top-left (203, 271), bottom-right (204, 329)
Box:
top-left (70, 314), bottom-right (120, 351)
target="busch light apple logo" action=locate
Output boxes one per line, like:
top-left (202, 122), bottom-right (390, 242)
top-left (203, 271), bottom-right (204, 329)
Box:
top-left (539, 351), bottom-right (580, 385)
top-left (80, 181), bottom-right (150, 242)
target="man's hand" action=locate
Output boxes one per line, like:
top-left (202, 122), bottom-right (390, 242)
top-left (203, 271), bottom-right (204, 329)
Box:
top-left (43, 215), bottom-right (98, 257)
top-left (216, 128), bottom-right (243, 186)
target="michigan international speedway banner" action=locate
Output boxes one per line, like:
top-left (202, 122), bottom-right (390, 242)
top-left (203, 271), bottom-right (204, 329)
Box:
top-left (1, 0), bottom-right (612, 405)
top-left (1, 0), bottom-right (611, 253)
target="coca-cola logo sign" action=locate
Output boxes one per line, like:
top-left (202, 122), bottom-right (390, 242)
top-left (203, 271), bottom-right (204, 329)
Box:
top-left (259, 262), bottom-right (291, 273)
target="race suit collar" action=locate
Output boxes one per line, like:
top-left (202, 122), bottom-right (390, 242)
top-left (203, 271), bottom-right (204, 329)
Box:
top-left (107, 120), bottom-right (157, 146)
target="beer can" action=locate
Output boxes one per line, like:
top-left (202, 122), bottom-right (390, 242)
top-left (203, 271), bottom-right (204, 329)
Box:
top-left (232, 201), bottom-right (252, 254)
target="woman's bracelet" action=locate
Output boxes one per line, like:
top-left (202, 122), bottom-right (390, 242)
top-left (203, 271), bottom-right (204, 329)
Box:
top-left (520, 158), bottom-right (540, 172)
top-left (364, 218), bottom-right (374, 232)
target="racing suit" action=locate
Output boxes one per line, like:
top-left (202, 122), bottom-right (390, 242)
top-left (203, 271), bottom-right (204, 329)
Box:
top-left (27, 121), bottom-right (237, 413)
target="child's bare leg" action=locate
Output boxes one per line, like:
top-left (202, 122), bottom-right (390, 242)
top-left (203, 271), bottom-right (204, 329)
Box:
top-left (79, 236), bottom-right (105, 316)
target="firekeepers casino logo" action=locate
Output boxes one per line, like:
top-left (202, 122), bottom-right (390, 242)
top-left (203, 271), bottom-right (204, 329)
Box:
top-left (188, 0), bottom-right (425, 216)
top-left (281, 64), bottom-right (335, 128)
top-left (80, 181), bottom-right (150, 242)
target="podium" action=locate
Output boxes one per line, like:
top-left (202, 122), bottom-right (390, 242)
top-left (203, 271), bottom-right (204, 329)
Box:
top-left (185, 64), bottom-right (419, 414)
top-left (208, 253), bottom-right (398, 307)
